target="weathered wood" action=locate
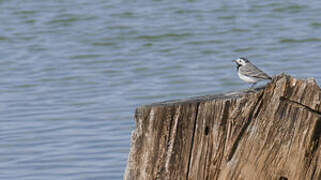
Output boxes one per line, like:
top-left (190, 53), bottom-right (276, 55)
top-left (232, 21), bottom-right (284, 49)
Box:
top-left (124, 74), bottom-right (321, 180)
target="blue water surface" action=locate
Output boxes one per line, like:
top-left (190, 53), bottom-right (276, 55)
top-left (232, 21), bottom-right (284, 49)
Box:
top-left (0, 0), bottom-right (321, 179)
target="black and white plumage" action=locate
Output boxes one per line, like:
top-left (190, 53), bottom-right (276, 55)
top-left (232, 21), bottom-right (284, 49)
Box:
top-left (233, 57), bottom-right (272, 88)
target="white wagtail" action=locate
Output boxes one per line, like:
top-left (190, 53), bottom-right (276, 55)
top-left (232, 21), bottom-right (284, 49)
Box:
top-left (232, 57), bottom-right (272, 88)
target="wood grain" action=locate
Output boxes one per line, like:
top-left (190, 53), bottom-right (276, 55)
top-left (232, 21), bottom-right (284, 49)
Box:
top-left (124, 74), bottom-right (321, 180)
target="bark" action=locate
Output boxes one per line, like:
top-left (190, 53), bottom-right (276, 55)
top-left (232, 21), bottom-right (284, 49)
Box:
top-left (124, 74), bottom-right (321, 180)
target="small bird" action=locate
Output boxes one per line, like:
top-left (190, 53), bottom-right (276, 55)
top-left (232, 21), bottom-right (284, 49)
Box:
top-left (232, 57), bottom-right (272, 88)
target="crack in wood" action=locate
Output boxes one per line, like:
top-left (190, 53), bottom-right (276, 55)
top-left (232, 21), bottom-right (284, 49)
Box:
top-left (279, 97), bottom-right (321, 116)
top-left (186, 102), bottom-right (200, 180)
top-left (227, 92), bottom-right (264, 161)
top-left (280, 96), bottom-right (321, 171)
top-left (155, 107), bottom-right (176, 179)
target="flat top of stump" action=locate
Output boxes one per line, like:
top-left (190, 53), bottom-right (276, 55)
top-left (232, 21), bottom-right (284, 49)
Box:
top-left (147, 86), bottom-right (266, 107)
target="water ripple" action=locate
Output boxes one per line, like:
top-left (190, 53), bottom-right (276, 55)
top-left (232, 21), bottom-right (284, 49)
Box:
top-left (0, 0), bottom-right (321, 180)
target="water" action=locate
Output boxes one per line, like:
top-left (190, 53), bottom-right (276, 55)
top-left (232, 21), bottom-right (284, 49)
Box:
top-left (1, 0), bottom-right (321, 179)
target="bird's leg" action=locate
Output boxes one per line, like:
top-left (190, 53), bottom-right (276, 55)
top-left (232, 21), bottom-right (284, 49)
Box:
top-left (250, 82), bottom-right (257, 89)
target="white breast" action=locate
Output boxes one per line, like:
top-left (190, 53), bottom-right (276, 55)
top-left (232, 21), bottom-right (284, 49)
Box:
top-left (238, 71), bottom-right (259, 83)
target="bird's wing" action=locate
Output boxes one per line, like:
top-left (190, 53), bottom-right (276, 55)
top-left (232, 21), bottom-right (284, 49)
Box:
top-left (240, 63), bottom-right (271, 79)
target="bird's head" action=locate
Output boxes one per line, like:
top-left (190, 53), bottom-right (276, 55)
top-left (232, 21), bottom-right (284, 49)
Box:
top-left (233, 57), bottom-right (249, 66)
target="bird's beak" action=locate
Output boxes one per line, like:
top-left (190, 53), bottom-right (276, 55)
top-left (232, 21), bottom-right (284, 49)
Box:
top-left (232, 60), bottom-right (236, 63)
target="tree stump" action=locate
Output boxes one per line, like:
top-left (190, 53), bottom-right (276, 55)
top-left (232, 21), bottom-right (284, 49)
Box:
top-left (124, 74), bottom-right (321, 180)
